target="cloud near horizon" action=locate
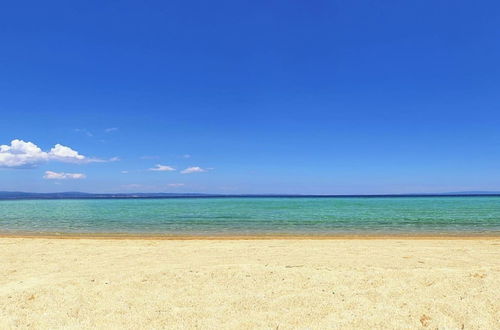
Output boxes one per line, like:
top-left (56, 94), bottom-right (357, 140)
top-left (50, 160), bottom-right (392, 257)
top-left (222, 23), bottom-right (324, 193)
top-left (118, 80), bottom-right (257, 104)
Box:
top-left (149, 164), bottom-right (176, 172)
top-left (43, 171), bottom-right (86, 180)
top-left (181, 166), bottom-right (207, 174)
top-left (0, 139), bottom-right (116, 168)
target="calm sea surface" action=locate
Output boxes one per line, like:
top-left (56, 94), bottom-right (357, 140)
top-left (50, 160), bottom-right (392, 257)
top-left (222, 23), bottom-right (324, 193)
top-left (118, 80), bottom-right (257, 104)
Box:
top-left (1, 197), bottom-right (499, 235)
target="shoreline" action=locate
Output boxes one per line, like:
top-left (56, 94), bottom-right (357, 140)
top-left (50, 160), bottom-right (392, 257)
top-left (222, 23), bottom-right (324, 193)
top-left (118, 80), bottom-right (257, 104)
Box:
top-left (1, 232), bottom-right (499, 240)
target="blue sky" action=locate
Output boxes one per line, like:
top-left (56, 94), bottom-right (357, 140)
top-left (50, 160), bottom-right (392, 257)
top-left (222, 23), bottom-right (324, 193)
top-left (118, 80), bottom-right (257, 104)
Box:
top-left (0, 0), bottom-right (499, 194)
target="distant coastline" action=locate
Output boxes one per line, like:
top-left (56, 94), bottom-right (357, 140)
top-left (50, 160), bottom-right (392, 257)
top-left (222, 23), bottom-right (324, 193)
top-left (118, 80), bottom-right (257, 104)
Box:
top-left (1, 191), bottom-right (500, 200)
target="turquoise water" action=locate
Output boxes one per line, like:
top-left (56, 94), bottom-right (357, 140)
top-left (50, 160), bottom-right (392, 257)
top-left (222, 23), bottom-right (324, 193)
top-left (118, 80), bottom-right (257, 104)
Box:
top-left (0, 197), bottom-right (499, 235)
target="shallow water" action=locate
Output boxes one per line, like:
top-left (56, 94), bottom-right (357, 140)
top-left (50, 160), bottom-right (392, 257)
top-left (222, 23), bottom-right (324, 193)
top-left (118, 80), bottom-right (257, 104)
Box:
top-left (0, 197), bottom-right (499, 235)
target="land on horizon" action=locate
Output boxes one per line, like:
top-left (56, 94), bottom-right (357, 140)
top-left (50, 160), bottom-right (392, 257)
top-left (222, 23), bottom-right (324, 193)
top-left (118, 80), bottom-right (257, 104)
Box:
top-left (1, 190), bottom-right (500, 200)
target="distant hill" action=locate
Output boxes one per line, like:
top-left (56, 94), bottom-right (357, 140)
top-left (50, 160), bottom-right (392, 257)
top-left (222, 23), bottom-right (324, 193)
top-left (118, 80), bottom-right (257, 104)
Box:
top-left (443, 191), bottom-right (500, 195)
top-left (0, 191), bottom-right (500, 200)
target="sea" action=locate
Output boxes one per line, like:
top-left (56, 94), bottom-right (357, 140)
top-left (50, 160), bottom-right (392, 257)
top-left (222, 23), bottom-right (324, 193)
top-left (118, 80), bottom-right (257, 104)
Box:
top-left (1, 196), bottom-right (499, 236)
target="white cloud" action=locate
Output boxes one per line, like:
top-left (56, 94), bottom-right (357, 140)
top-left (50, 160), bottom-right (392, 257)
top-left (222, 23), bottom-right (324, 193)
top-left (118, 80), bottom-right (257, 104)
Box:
top-left (121, 170), bottom-right (129, 174)
top-left (0, 140), bottom-right (48, 167)
top-left (167, 183), bottom-right (185, 187)
top-left (149, 164), bottom-right (176, 172)
top-left (180, 166), bottom-right (207, 174)
top-left (180, 154), bottom-right (191, 159)
top-left (74, 128), bottom-right (93, 137)
top-left (49, 144), bottom-right (86, 162)
top-left (0, 139), bottom-right (115, 168)
top-left (43, 171), bottom-right (86, 180)
top-left (105, 127), bottom-right (118, 133)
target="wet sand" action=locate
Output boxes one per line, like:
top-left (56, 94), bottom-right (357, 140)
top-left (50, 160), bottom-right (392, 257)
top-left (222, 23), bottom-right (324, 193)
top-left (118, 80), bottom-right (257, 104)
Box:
top-left (1, 237), bottom-right (499, 329)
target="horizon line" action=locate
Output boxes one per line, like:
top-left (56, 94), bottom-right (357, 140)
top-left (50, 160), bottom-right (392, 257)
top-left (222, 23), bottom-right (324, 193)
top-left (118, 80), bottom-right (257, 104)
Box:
top-left (1, 190), bottom-right (500, 200)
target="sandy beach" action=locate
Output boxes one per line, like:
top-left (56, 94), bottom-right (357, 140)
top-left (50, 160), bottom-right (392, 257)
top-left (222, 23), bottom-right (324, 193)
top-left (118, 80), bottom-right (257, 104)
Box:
top-left (1, 237), bottom-right (499, 329)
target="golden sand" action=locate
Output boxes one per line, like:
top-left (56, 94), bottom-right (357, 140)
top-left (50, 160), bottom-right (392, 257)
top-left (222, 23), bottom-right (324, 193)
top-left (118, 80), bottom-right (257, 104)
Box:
top-left (1, 237), bottom-right (499, 329)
